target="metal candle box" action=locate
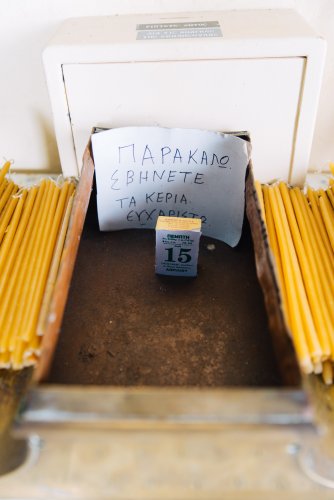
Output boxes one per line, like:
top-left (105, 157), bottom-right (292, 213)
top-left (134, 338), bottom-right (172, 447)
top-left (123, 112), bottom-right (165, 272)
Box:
top-left (0, 143), bottom-right (299, 445)
top-left (3, 6), bottom-right (323, 437)
top-left (39, 6), bottom-right (326, 386)
top-left (38, 144), bottom-right (299, 386)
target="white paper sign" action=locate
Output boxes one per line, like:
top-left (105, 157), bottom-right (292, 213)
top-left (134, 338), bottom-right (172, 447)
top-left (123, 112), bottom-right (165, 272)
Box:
top-left (92, 127), bottom-right (250, 246)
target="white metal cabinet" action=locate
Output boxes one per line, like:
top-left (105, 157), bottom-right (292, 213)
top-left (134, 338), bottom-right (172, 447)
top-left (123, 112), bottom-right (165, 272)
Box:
top-left (43, 10), bottom-right (326, 183)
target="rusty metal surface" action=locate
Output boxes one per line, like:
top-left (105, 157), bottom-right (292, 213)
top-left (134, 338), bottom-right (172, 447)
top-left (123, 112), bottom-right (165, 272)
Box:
top-left (0, 368), bottom-right (33, 435)
top-left (0, 368), bottom-right (33, 475)
top-left (47, 192), bottom-right (282, 386)
top-left (1, 387), bottom-right (333, 499)
top-left (23, 385), bottom-right (309, 426)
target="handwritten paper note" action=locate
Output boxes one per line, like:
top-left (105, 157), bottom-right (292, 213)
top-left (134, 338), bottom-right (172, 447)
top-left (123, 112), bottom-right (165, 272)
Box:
top-left (92, 127), bottom-right (250, 246)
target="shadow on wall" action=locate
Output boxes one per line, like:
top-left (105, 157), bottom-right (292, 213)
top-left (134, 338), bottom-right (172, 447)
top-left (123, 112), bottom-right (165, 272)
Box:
top-left (35, 110), bottom-right (62, 174)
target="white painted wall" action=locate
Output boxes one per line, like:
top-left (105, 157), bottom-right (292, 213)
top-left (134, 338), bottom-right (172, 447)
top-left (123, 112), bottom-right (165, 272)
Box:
top-left (0, 0), bottom-right (333, 173)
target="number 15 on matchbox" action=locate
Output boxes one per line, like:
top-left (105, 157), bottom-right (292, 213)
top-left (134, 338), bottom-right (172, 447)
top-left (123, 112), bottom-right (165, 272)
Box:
top-left (155, 216), bottom-right (202, 277)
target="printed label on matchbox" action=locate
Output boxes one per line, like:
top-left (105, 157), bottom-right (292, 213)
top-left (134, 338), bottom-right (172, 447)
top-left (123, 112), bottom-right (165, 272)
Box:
top-left (155, 216), bottom-right (201, 277)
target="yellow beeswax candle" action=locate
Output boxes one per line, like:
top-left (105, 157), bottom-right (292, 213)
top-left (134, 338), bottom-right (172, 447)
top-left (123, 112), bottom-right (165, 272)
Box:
top-left (11, 339), bottom-right (26, 370)
top-left (63, 180), bottom-right (76, 205)
top-left (25, 331), bottom-right (41, 356)
top-left (0, 173), bottom-right (76, 369)
top-left (0, 194), bottom-right (20, 245)
top-left (279, 183), bottom-right (323, 360)
top-left (306, 190), bottom-right (334, 283)
top-left (7, 182), bottom-right (58, 351)
top-left (14, 182), bottom-right (60, 346)
top-left (0, 186), bottom-right (39, 288)
top-left (289, 188), bottom-right (332, 358)
top-left (297, 190), bottom-right (334, 312)
top-left (37, 192), bottom-right (74, 336)
top-left (268, 186), bottom-right (313, 373)
top-left (275, 185), bottom-right (323, 363)
top-left (262, 185), bottom-right (289, 325)
top-left (22, 182), bottom-right (69, 343)
top-left (0, 182), bottom-right (17, 216)
top-left (0, 182), bottom-right (46, 300)
top-left (0, 161), bottom-right (11, 184)
top-left (23, 333), bottom-right (42, 362)
top-left (0, 179), bottom-right (8, 198)
top-left (307, 187), bottom-right (334, 269)
top-left (0, 182), bottom-right (52, 353)
top-left (323, 361), bottom-right (334, 385)
top-left (319, 195), bottom-right (334, 253)
top-left (326, 188), bottom-right (334, 210)
top-left (0, 190), bottom-right (28, 272)
top-left (0, 351), bottom-right (10, 369)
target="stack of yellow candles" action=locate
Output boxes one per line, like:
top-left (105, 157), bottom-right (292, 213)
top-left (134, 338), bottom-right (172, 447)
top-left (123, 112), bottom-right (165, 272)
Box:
top-left (0, 160), bottom-right (76, 370)
top-left (256, 174), bottom-right (334, 384)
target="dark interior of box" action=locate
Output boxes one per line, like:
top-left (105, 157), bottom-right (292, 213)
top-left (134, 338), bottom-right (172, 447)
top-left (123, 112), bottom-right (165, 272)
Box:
top-left (46, 181), bottom-right (283, 387)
